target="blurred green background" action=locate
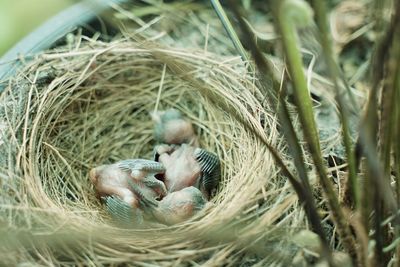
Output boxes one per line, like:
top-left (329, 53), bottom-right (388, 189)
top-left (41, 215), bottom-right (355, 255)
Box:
top-left (0, 0), bottom-right (73, 56)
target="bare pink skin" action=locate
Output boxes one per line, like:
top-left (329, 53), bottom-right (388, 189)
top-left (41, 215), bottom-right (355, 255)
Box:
top-left (162, 119), bottom-right (198, 146)
top-left (89, 164), bottom-right (164, 208)
top-left (151, 187), bottom-right (206, 225)
top-left (151, 110), bottom-right (199, 146)
top-left (156, 144), bottom-right (201, 193)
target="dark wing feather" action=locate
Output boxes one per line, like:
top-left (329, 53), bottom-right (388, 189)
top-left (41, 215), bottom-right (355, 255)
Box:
top-left (127, 180), bottom-right (158, 210)
top-left (104, 196), bottom-right (142, 226)
top-left (194, 148), bottom-right (221, 198)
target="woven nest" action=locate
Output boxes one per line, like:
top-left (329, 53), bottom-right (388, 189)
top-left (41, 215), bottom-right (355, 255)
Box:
top-left (0, 40), bottom-right (306, 265)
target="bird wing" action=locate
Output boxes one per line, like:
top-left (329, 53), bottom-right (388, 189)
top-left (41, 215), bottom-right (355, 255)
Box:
top-left (127, 180), bottom-right (159, 210)
top-left (194, 148), bottom-right (221, 198)
top-left (117, 159), bottom-right (165, 174)
top-left (104, 196), bottom-right (143, 226)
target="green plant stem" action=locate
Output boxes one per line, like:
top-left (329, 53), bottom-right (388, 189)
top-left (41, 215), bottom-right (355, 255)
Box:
top-left (386, 12), bottom-right (400, 266)
top-left (371, 0), bottom-right (389, 41)
top-left (383, 0), bottom-right (400, 195)
top-left (210, 0), bottom-right (253, 73)
top-left (370, 2), bottom-right (400, 264)
top-left (380, 50), bottom-right (397, 185)
top-left (277, 95), bottom-right (332, 260)
top-left (310, 0), bottom-right (359, 210)
top-left (395, 74), bottom-right (400, 222)
top-left (217, 0), bottom-right (280, 106)
top-left (396, 102), bottom-right (400, 267)
top-left (396, 88), bottom-right (400, 216)
top-left (360, 158), bottom-right (372, 234)
top-left (359, 0), bottom-right (400, 216)
top-left (359, 89), bottom-right (379, 232)
top-left (355, 0), bottom-right (395, 179)
top-left (272, 0), bottom-right (356, 258)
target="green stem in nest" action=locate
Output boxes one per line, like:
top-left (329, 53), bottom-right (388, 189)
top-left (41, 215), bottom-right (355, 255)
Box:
top-left (272, 0), bottom-right (356, 258)
top-left (309, 0), bottom-right (359, 210)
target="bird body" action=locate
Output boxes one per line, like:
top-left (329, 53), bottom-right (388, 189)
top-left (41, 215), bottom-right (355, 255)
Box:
top-left (155, 144), bottom-right (221, 199)
top-left (155, 186), bottom-right (207, 225)
top-left (89, 159), bottom-right (167, 209)
top-left (130, 184), bottom-right (206, 225)
top-left (157, 144), bottom-right (201, 193)
top-left (151, 109), bottom-right (198, 146)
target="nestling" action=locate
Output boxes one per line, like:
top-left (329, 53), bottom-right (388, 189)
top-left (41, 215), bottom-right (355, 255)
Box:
top-left (154, 144), bottom-right (221, 200)
top-left (131, 183), bottom-right (207, 225)
top-left (89, 159), bottom-right (167, 209)
top-left (151, 108), bottom-right (198, 146)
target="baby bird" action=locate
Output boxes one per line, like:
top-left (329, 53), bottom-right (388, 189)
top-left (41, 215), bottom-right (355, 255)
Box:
top-left (106, 185), bottom-right (206, 225)
top-left (131, 183), bottom-right (207, 225)
top-left (151, 108), bottom-right (198, 146)
top-left (89, 159), bottom-right (167, 216)
top-left (154, 144), bottom-right (220, 200)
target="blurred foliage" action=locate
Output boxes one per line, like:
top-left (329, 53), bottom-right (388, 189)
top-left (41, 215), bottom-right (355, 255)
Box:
top-left (0, 0), bottom-right (72, 56)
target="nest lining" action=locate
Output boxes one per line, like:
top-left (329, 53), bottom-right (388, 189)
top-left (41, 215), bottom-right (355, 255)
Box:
top-left (0, 41), bottom-right (304, 266)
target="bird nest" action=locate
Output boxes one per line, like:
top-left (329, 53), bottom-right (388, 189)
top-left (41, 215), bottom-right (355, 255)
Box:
top-left (0, 40), bottom-right (305, 265)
